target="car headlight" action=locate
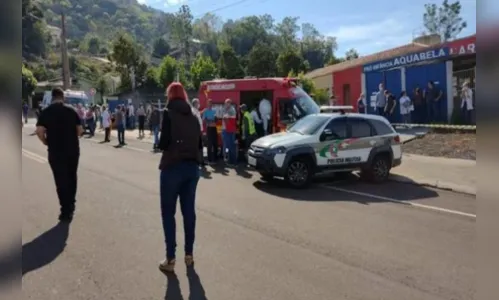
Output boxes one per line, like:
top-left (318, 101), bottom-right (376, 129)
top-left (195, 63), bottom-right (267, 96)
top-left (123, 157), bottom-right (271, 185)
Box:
top-left (266, 146), bottom-right (286, 155)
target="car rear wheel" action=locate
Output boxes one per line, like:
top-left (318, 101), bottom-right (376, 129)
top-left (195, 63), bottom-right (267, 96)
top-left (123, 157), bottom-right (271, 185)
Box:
top-left (285, 157), bottom-right (313, 188)
top-left (361, 154), bottom-right (391, 183)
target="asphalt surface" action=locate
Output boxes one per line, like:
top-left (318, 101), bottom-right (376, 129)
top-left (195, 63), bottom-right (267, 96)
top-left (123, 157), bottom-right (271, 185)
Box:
top-left (22, 125), bottom-right (475, 300)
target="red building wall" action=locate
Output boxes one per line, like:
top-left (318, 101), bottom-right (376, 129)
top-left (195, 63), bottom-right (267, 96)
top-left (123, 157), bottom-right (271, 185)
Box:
top-left (332, 66), bottom-right (362, 110)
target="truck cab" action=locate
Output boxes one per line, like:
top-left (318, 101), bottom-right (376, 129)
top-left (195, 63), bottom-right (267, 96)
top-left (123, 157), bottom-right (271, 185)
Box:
top-left (198, 77), bottom-right (320, 139)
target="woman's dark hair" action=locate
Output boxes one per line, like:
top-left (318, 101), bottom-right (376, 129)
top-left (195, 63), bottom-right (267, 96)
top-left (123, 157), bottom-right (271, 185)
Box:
top-left (400, 91), bottom-right (406, 97)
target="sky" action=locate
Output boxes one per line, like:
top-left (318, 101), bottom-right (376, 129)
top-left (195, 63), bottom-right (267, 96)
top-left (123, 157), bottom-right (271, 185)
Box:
top-left (137, 0), bottom-right (477, 56)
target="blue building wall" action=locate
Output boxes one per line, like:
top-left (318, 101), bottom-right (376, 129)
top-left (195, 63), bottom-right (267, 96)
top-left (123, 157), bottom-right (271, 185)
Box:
top-left (363, 47), bottom-right (451, 123)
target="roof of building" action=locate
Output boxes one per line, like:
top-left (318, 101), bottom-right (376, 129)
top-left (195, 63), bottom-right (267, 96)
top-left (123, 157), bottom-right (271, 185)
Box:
top-left (305, 43), bottom-right (429, 79)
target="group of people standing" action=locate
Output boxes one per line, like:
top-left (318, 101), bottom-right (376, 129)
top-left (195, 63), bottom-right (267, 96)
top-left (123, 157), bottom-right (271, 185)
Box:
top-left (356, 81), bottom-right (474, 125)
top-left (191, 97), bottom-right (271, 166)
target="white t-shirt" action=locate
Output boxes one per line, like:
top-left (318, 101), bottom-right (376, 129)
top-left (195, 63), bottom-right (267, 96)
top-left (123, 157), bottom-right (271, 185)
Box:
top-left (461, 88), bottom-right (474, 110)
top-left (101, 110), bottom-right (111, 128)
top-left (399, 96), bottom-right (412, 115)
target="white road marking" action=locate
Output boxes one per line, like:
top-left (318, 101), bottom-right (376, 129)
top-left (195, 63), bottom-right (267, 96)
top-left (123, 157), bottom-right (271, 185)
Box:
top-left (22, 149), bottom-right (47, 164)
top-left (320, 185), bottom-right (476, 219)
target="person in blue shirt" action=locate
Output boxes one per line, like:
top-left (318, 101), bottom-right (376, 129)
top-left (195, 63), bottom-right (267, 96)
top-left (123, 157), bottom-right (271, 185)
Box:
top-left (202, 99), bottom-right (218, 164)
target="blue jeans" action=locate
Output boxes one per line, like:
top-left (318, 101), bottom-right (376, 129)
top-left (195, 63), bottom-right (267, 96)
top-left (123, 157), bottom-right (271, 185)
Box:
top-left (160, 161), bottom-right (200, 260)
top-left (222, 131), bottom-right (237, 164)
top-left (153, 125), bottom-right (160, 146)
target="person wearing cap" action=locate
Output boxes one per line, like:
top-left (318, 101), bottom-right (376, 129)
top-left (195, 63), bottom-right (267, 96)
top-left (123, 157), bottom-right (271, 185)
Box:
top-left (241, 104), bottom-right (257, 152)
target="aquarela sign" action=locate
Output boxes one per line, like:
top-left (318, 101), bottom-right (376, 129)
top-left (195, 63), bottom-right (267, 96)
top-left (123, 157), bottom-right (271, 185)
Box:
top-left (363, 48), bottom-right (449, 73)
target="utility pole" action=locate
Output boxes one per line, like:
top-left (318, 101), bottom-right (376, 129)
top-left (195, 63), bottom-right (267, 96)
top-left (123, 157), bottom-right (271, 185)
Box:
top-left (61, 13), bottom-right (71, 90)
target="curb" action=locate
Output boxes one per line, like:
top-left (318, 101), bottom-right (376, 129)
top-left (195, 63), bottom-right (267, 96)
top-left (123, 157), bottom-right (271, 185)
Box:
top-left (389, 175), bottom-right (476, 196)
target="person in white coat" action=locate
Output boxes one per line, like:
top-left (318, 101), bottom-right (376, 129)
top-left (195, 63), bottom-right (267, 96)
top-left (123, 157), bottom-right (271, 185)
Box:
top-left (101, 105), bottom-right (111, 142)
top-left (250, 106), bottom-right (263, 136)
top-left (258, 98), bottom-right (271, 135)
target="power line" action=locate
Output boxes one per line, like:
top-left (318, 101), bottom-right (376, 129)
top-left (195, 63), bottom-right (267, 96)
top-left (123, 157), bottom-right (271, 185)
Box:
top-left (194, 0), bottom-right (253, 18)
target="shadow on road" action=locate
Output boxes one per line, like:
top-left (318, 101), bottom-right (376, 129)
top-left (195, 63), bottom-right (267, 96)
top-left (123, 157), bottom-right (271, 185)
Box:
top-left (187, 266), bottom-right (208, 300)
top-left (165, 272), bottom-right (184, 300)
top-left (22, 222), bottom-right (70, 276)
top-left (253, 174), bottom-right (439, 203)
top-left (234, 164), bottom-right (252, 179)
top-left (164, 266), bottom-right (207, 300)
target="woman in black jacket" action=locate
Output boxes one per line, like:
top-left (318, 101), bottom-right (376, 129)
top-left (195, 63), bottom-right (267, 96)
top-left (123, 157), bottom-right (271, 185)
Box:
top-left (157, 82), bottom-right (202, 273)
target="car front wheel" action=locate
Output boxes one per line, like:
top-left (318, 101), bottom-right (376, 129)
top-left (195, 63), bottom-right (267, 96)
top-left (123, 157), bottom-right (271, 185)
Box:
top-left (285, 157), bottom-right (313, 188)
top-left (361, 154), bottom-right (391, 183)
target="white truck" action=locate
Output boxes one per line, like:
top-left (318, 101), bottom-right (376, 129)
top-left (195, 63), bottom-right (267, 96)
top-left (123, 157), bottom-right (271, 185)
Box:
top-left (41, 90), bottom-right (90, 109)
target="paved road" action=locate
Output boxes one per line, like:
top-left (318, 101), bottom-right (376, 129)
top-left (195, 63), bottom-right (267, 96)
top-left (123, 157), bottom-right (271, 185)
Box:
top-left (21, 126), bottom-right (475, 300)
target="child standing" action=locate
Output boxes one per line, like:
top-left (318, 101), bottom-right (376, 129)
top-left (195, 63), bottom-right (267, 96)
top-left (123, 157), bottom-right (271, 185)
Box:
top-left (399, 91), bottom-right (412, 128)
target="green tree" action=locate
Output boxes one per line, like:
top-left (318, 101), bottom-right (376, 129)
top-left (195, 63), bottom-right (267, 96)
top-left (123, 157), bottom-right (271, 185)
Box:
top-left (276, 16), bottom-right (300, 49)
top-left (217, 45), bottom-right (245, 79)
top-left (246, 42), bottom-right (278, 77)
top-left (423, 0), bottom-right (467, 41)
top-left (95, 76), bottom-right (108, 104)
top-left (87, 36), bottom-right (101, 55)
top-left (143, 67), bottom-right (160, 90)
top-left (110, 33), bottom-right (146, 90)
top-left (152, 37), bottom-right (170, 58)
top-left (22, 0), bottom-right (47, 58)
top-left (277, 49), bottom-right (306, 76)
top-left (190, 53), bottom-right (217, 90)
top-left (170, 5), bottom-right (194, 64)
top-left (22, 65), bottom-right (37, 101)
top-left (158, 56), bottom-right (179, 88)
top-left (345, 48), bottom-right (359, 60)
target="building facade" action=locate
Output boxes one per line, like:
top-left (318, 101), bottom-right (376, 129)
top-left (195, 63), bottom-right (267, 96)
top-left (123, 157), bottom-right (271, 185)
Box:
top-left (305, 34), bottom-right (476, 124)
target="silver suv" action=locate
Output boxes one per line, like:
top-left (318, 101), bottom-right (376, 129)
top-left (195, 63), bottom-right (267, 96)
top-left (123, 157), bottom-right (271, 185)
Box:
top-left (248, 113), bottom-right (403, 188)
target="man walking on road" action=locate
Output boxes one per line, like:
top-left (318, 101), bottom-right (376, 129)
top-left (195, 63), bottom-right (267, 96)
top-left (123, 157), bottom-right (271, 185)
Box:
top-left (115, 105), bottom-right (126, 146)
top-left (35, 88), bottom-right (83, 223)
top-left (157, 82), bottom-right (202, 272)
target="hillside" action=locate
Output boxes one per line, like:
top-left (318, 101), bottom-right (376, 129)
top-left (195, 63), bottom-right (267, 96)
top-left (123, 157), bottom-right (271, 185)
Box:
top-left (38, 0), bottom-right (172, 52)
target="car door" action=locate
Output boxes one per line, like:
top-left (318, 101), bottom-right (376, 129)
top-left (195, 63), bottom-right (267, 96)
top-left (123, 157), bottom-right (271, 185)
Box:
top-left (315, 117), bottom-right (348, 167)
top-left (343, 117), bottom-right (377, 164)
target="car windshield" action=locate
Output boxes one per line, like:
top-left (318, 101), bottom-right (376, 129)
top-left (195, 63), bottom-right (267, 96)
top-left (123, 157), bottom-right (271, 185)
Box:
top-left (287, 114), bottom-right (330, 135)
top-left (290, 87), bottom-right (320, 116)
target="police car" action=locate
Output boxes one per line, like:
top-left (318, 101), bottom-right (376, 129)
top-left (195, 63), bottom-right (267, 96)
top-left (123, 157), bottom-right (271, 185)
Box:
top-left (247, 113), bottom-right (402, 188)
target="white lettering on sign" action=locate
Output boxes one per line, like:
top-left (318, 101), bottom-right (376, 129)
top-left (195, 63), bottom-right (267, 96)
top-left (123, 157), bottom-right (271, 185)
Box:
top-left (207, 83), bottom-right (236, 91)
top-left (450, 43), bottom-right (475, 55)
top-left (364, 48), bottom-right (448, 72)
